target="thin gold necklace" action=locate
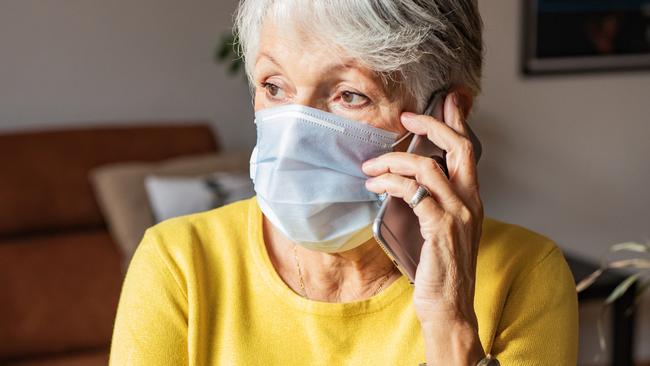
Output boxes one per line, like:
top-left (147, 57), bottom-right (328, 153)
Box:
top-left (292, 244), bottom-right (393, 300)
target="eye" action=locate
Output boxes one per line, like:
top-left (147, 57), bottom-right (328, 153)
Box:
top-left (261, 82), bottom-right (286, 100)
top-left (340, 91), bottom-right (370, 108)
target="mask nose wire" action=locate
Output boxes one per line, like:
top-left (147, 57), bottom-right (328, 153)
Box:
top-left (390, 132), bottom-right (413, 148)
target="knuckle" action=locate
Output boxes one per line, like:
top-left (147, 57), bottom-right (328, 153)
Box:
top-left (382, 175), bottom-right (398, 194)
top-left (426, 128), bottom-right (438, 143)
top-left (441, 213), bottom-right (455, 228)
top-left (458, 205), bottom-right (473, 224)
top-left (459, 138), bottom-right (474, 156)
top-left (418, 157), bottom-right (440, 176)
top-left (405, 178), bottom-right (420, 195)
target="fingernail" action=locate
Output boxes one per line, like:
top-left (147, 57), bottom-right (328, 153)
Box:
top-left (400, 112), bottom-right (417, 124)
top-left (365, 177), bottom-right (376, 189)
top-left (362, 159), bottom-right (376, 171)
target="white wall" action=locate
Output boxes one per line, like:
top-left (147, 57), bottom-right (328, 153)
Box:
top-left (476, 1), bottom-right (650, 363)
top-left (0, 0), bottom-right (255, 150)
top-left (1, 0), bottom-right (648, 363)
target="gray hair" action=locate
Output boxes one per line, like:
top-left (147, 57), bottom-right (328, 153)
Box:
top-left (234, 0), bottom-right (483, 111)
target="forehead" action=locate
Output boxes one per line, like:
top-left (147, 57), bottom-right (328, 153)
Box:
top-left (255, 19), bottom-right (390, 87)
top-left (257, 15), bottom-right (342, 59)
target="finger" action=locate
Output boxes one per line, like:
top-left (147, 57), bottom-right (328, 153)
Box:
top-left (400, 112), bottom-right (477, 167)
top-left (444, 92), bottom-right (468, 138)
top-left (400, 112), bottom-right (478, 195)
top-left (362, 152), bottom-right (462, 208)
top-left (365, 173), bottom-right (445, 220)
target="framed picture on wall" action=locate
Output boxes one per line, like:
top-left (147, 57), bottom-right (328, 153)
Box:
top-left (523, 0), bottom-right (650, 74)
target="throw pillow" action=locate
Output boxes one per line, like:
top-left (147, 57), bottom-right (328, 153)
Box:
top-left (144, 172), bottom-right (254, 223)
top-left (89, 152), bottom-right (250, 270)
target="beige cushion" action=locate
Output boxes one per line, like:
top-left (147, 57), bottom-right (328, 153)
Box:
top-left (89, 152), bottom-right (250, 270)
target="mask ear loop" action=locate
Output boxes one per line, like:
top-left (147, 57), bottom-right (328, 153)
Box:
top-left (390, 132), bottom-right (413, 148)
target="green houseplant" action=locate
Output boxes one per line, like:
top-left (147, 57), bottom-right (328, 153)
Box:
top-left (215, 33), bottom-right (244, 75)
top-left (576, 241), bottom-right (650, 356)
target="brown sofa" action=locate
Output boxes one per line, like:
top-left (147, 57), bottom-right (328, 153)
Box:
top-left (0, 123), bottom-right (219, 365)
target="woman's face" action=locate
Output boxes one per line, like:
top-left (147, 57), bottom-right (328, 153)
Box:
top-left (252, 20), bottom-right (413, 135)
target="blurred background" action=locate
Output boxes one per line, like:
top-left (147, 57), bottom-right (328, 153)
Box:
top-left (0, 0), bottom-right (648, 365)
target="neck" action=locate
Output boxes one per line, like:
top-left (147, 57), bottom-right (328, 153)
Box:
top-left (263, 216), bottom-right (399, 302)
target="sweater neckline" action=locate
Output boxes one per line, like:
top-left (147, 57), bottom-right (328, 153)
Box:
top-left (247, 197), bottom-right (411, 317)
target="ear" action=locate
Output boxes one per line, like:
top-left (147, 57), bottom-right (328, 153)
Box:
top-left (450, 85), bottom-right (474, 119)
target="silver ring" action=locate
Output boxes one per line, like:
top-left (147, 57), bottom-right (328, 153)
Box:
top-left (408, 185), bottom-right (431, 209)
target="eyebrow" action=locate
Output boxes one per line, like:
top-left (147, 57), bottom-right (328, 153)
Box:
top-left (254, 50), bottom-right (391, 96)
top-left (256, 52), bottom-right (281, 67)
top-left (256, 51), bottom-right (355, 76)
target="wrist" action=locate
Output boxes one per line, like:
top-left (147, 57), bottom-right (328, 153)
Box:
top-left (414, 300), bottom-right (478, 329)
top-left (421, 318), bottom-right (484, 365)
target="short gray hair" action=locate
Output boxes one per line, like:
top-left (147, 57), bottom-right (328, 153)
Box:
top-left (234, 0), bottom-right (483, 111)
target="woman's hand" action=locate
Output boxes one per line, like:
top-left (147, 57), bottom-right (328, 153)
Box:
top-left (362, 92), bottom-right (485, 365)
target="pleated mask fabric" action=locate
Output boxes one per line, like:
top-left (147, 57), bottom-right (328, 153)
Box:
top-left (250, 104), bottom-right (400, 253)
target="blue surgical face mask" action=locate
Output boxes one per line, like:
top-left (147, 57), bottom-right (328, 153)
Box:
top-left (250, 104), bottom-right (408, 253)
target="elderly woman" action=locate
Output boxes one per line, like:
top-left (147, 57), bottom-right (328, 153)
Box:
top-left (110, 1), bottom-right (578, 365)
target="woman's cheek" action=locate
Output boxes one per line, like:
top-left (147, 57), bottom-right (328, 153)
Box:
top-left (330, 105), bottom-right (385, 128)
top-left (253, 90), bottom-right (267, 111)
top-left (366, 108), bottom-right (406, 133)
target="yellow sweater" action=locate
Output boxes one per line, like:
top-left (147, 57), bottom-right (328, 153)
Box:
top-left (109, 197), bottom-right (578, 365)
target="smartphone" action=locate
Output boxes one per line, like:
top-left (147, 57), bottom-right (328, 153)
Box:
top-left (372, 92), bottom-right (482, 284)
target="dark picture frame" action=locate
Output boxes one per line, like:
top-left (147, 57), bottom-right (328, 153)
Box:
top-left (523, 0), bottom-right (650, 75)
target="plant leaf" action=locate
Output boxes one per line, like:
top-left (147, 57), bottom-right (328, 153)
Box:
top-left (608, 259), bottom-right (650, 270)
top-left (605, 273), bottom-right (641, 305)
top-left (217, 39), bottom-right (233, 60)
top-left (576, 268), bottom-right (604, 292)
top-left (610, 242), bottom-right (649, 254)
top-left (635, 277), bottom-right (650, 302)
top-left (577, 260), bottom-right (650, 293)
top-left (228, 59), bottom-right (243, 74)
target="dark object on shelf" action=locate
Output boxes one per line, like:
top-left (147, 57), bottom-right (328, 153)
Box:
top-left (566, 254), bottom-right (637, 366)
top-left (523, 0), bottom-right (650, 75)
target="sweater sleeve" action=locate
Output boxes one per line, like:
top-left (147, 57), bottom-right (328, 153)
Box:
top-left (492, 246), bottom-right (579, 365)
top-left (109, 228), bottom-right (189, 365)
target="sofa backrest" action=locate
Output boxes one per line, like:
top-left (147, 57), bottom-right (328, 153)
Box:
top-left (0, 123), bottom-right (219, 238)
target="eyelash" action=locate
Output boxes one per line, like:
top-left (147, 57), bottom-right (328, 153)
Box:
top-left (260, 81), bottom-right (371, 109)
